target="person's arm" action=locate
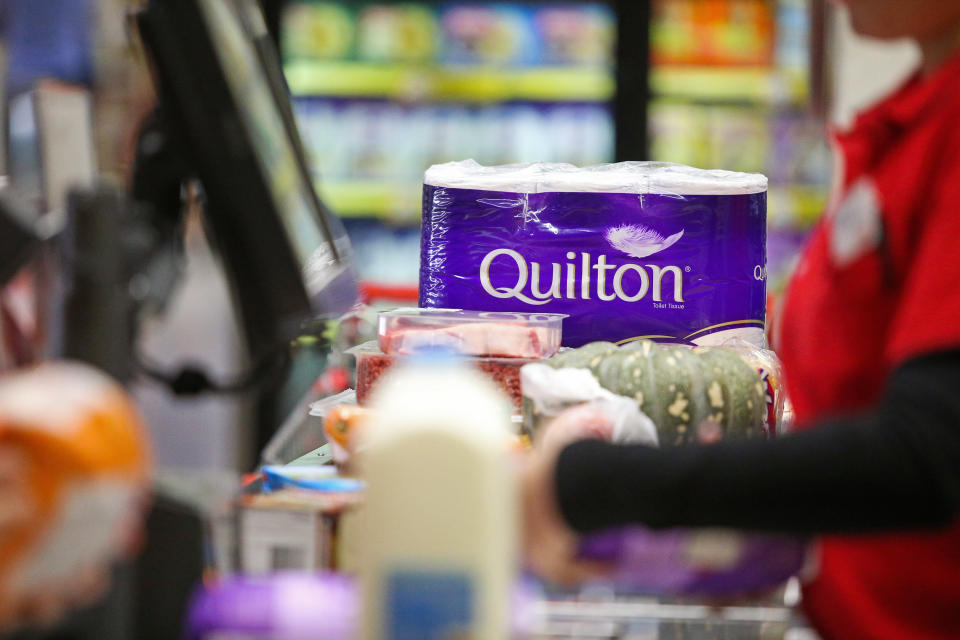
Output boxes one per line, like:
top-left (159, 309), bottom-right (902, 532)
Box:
top-left (555, 349), bottom-right (960, 535)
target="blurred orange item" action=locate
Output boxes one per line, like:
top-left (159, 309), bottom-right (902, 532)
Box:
top-left (324, 405), bottom-right (370, 453)
top-left (651, 0), bottom-right (774, 67)
top-left (0, 362), bottom-right (151, 603)
top-left (324, 404), bottom-right (530, 461)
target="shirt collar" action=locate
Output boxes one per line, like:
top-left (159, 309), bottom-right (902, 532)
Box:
top-left (871, 47), bottom-right (960, 128)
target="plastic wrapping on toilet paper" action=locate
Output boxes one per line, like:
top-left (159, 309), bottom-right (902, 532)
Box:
top-left (420, 161), bottom-right (768, 348)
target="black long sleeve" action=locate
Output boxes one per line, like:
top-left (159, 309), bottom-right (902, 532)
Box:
top-left (555, 350), bottom-right (960, 535)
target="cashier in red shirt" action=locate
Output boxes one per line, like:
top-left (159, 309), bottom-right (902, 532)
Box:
top-left (522, 1), bottom-right (960, 639)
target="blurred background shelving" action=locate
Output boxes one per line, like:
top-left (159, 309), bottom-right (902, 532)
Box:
top-left (646, 0), bottom-right (831, 291)
top-left (272, 0), bottom-right (627, 291)
top-left (268, 0), bottom-right (831, 294)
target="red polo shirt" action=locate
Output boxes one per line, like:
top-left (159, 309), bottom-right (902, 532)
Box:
top-left (777, 52), bottom-right (960, 639)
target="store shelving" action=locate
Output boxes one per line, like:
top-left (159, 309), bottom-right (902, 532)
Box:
top-left (313, 178), bottom-right (421, 223)
top-left (286, 61), bottom-right (615, 103)
top-left (651, 65), bottom-right (808, 106)
top-left (647, 0), bottom-right (831, 290)
top-left (767, 183), bottom-right (827, 228)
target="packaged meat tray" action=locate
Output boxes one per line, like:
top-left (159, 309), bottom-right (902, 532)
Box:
top-left (348, 341), bottom-right (530, 411)
top-left (378, 308), bottom-right (566, 358)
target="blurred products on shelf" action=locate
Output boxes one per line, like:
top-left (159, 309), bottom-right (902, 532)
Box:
top-left (649, 103), bottom-right (829, 226)
top-left (281, 0), bottom-right (827, 292)
top-left (282, 2), bottom-right (615, 68)
top-left (280, 0), bottom-right (618, 246)
top-left (296, 99), bottom-right (614, 221)
top-left (341, 219), bottom-right (421, 286)
top-left (651, 0), bottom-right (775, 67)
top-left (648, 0), bottom-right (830, 291)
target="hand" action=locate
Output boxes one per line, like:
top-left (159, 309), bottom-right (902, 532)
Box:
top-left (536, 404), bottom-right (616, 456)
top-left (521, 405), bottom-right (614, 586)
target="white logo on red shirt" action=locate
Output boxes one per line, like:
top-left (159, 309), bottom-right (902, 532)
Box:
top-left (829, 177), bottom-right (882, 267)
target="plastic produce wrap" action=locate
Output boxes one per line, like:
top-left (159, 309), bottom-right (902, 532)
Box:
top-left (713, 338), bottom-right (787, 436)
top-left (262, 390), bottom-right (357, 466)
top-left (520, 363), bottom-right (658, 446)
top-left (544, 340), bottom-right (768, 446)
top-left (420, 160), bottom-right (767, 348)
top-left (305, 391), bottom-right (362, 467)
top-left (533, 341), bottom-right (807, 595)
top-left (322, 404), bottom-right (372, 468)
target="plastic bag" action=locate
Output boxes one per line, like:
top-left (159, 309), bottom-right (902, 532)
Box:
top-left (521, 363), bottom-right (658, 447)
top-left (305, 390), bottom-right (359, 467)
top-left (710, 337), bottom-right (787, 437)
top-left (528, 345), bottom-right (807, 596)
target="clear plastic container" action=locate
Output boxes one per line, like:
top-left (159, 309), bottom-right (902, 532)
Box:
top-left (261, 390), bottom-right (355, 466)
top-left (349, 341), bottom-right (532, 411)
top-left (377, 308), bottom-right (567, 358)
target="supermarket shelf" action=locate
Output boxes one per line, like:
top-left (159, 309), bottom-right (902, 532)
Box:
top-left (319, 179), bottom-right (421, 223)
top-left (651, 66), bottom-right (808, 106)
top-left (768, 184), bottom-right (827, 228)
top-left (320, 179), bottom-right (826, 229)
top-left (285, 60), bottom-right (615, 103)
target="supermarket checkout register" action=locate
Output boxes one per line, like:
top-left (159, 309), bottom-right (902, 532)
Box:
top-left (136, 0), bottom-right (358, 359)
top-left (129, 0), bottom-right (360, 637)
top-left (0, 0), bottom-right (358, 637)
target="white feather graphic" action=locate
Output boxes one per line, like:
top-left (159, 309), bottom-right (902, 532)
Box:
top-left (605, 224), bottom-right (685, 258)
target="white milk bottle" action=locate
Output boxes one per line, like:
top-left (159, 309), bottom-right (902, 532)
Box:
top-left (357, 353), bottom-right (517, 639)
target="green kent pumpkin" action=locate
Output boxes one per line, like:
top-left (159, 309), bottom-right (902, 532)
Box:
top-left (548, 340), bottom-right (766, 445)
top-left (549, 341), bottom-right (618, 372)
